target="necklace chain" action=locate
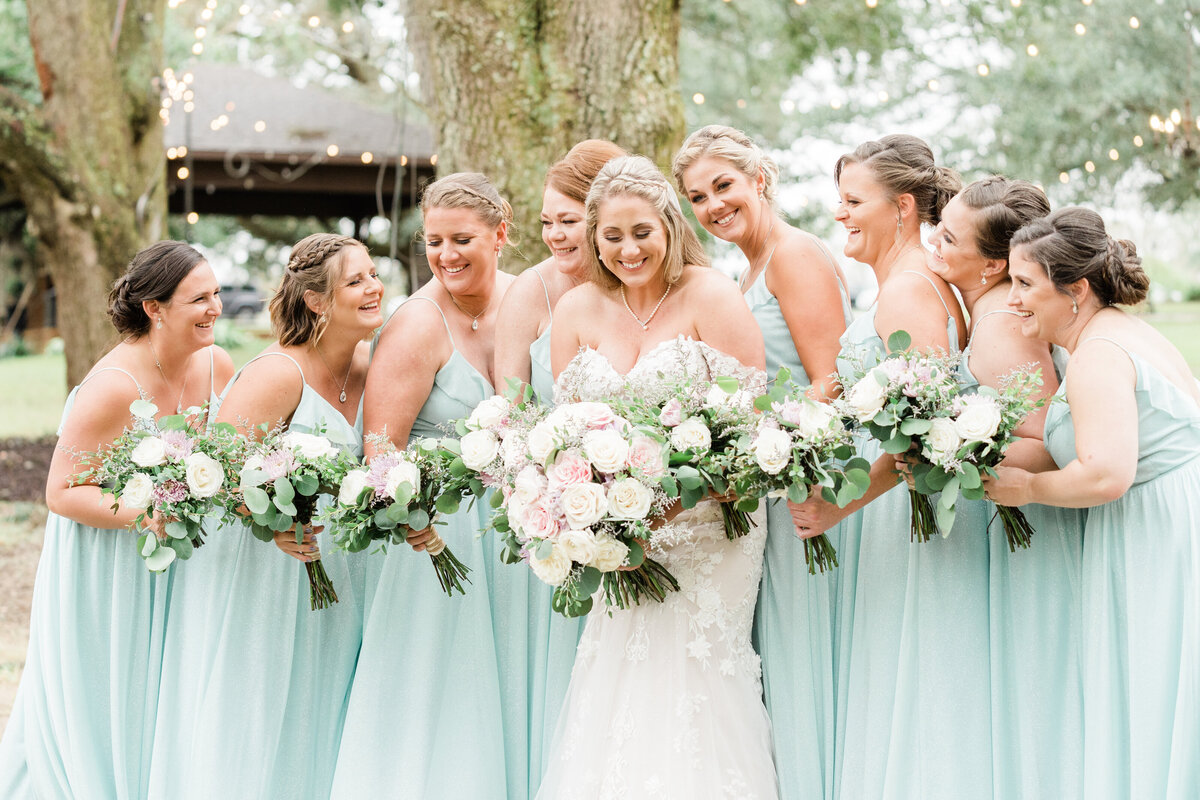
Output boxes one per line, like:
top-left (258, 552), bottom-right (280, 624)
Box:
top-left (148, 336), bottom-right (190, 414)
top-left (447, 292), bottom-right (487, 331)
top-left (738, 218), bottom-right (778, 291)
top-left (314, 344), bottom-right (353, 404)
top-left (620, 283), bottom-right (672, 331)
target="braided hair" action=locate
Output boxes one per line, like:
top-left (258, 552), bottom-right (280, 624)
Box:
top-left (270, 233), bottom-right (365, 346)
top-left (420, 172), bottom-right (516, 246)
top-left (671, 124), bottom-right (781, 207)
top-left (107, 241), bottom-right (206, 337)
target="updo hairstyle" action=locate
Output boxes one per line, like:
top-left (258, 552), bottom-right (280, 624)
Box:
top-left (545, 140), bottom-right (629, 204)
top-left (270, 233), bottom-right (365, 346)
top-left (835, 134), bottom-right (962, 226)
top-left (1010, 207), bottom-right (1148, 306)
top-left (584, 155), bottom-right (709, 289)
top-left (107, 240), bottom-right (207, 337)
top-left (420, 172), bottom-right (515, 246)
top-left (671, 124), bottom-right (781, 207)
top-left (958, 176), bottom-right (1051, 261)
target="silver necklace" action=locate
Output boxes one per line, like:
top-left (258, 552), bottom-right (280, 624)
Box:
top-left (447, 292), bottom-right (487, 331)
top-left (314, 345), bottom-right (353, 404)
top-left (148, 337), bottom-right (190, 414)
top-left (620, 283), bottom-right (672, 331)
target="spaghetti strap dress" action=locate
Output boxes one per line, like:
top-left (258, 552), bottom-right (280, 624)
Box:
top-left (147, 350), bottom-right (366, 800)
top-left (744, 236), bottom-right (851, 800)
top-left (961, 310), bottom-right (1085, 799)
top-left (832, 272), bottom-right (993, 800)
top-left (1044, 337), bottom-right (1200, 800)
top-left (331, 296), bottom-right (518, 799)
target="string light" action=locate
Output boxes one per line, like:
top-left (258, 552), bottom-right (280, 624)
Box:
top-left (361, 152), bottom-right (373, 164)
top-left (326, 144), bottom-right (339, 157)
top-left (308, 16), bottom-right (320, 27)
top-left (239, 5), bottom-right (250, 15)
top-left (1130, 16), bottom-right (1140, 28)
top-left (1074, 23), bottom-right (1086, 35)
top-left (195, 27), bottom-right (207, 39)
top-left (192, 42), bottom-right (203, 54)
top-left (830, 98), bottom-right (843, 109)
top-left (928, 79), bottom-right (940, 90)
top-left (254, 120), bottom-right (266, 132)
top-left (1059, 172), bottom-right (1070, 183)
top-left (794, 0), bottom-right (807, 5)
top-left (1026, 44), bottom-right (1038, 56)
top-left (400, 155), bottom-right (409, 166)
top-left (430, 154), bottom-right (438, 166)
top-left (1084, 160), bottom-right (1095, 173)
top-left (1109, 149), bottom-right (1120, 160)
top-left (200, 8), bottom-right (213, 21)
top-left (736, 99), bottom-right (746, 108)
top-left (187, 212), bottom-right (199, 224)
top-left (1134, 135), bottom-right (1144, 147)
top-left (177, 146), bottom-right (187, 157)
top-left (177, 167), bottom-right (190, 179)
top-left (342, 21), bottom-right (354, 33)
top-left (977, 64), bottom-right (990, 76)
top-left (692, 93), bottom-right (705, 104)
top-left (866, 0), bottom-right (878, 7)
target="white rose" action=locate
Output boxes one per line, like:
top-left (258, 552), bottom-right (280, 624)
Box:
top-left (241, 454), bottom-right (265, 475)
top-left (670, 417), bottom-right (712, 453)
top-left (130, 436), bottom-right (167, 467)
top-left (183, 452), bottom-right (224, 499)
top-left (556, 528), bottom-right (600, 564)
top-left (383, 459), bottom-right (421, 498)
top-left (459, 429), bottom-right (500, 471)
top-left (338, 469), bottom-right (371, 506)
top-left (468, 395), bottom-right (509, 430)
top-left (527, 421), bottom-right (558, 466)
top-left (791, 401), bottom-right (840, 439)
top-left (529, 544), bottom-right (573, 586)
top-left (513, 465), bottom-right (548, 505)
top-left (607, 478), bottom-right (653, 520)
top-left (582, 429), bottom-right (630, 474)
top-left (954, 396), bottom-right (1002, 443)
top-left (558, 482), bottom-right (608, 529)
top-left (121, 472), bottom-right (154, 510)
top-left (923, 417), bottom-right (963, 462)
top-left (590, 534), bottom-right (630, 572)
top-left (281, 432), bottom-right (337, 460)
top-left (847, 368), bottom-right (890, 422)
top-left (754, 427), bottom-right (793, 475)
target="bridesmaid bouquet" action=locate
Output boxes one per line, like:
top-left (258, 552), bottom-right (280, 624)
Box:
top-left (609, 375), bottom-right (760, 541)
top-left (731, 368), bottom-right (872, 573)
top-left (839, 331), bottom-right (962, 542)
top-left (236, 426), bottom-right (358, 610)
top-left (905, 368), bottom-right (1046, 551)
top-left (464, 395), bottom-right (679, 618)
top-left (322, 435), bottom-right (472, 596)
top-left (74, 399), bottom-right (241, 572)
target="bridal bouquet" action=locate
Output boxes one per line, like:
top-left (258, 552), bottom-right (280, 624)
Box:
top-left (839, 331), bottom-right (962, 542)
top-left (905, 368), bottom-right (1046, 551)
top-left (74, 399), bottom-right (240, 572)
top-left (608, 376), bottom-right (760, 541)
top-left (465, 395), bottom-right (679, 618)
top-left (731, 368), bottom-right (872, 573)
top-left (236, 426), bottom-right (358, 610)
top-left (322, 435), bottom-right (472, 596)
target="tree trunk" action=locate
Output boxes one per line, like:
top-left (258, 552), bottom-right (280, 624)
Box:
top-left (0, 0), bottom-right (167, 386)
top-left (406, 0), bottom-right (685, 273)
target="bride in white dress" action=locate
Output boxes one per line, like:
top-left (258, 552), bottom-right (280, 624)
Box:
top-left (538, 155), bottom-right (778, 799)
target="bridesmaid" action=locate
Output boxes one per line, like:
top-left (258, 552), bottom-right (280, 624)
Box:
top-left (0, 242), bottom-right (231, 798)
top-left (149, 233), bottom-right (382, 799)
top-left (673, 124), bottom-right (850, 800)
top-left (493, 138), bottom-right (625, 793)
top-left (789, 135), bottom-right (998, 800)
top-left (331, 173), bottom-right (518, 798)
top-left (924, 177), bottom-right (1085, 799)
top-left (986, 208), bottom-right (1200, 800)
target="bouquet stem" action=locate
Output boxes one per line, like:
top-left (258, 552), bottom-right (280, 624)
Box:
top-left (305, 561), bottom-right (339, 610)
top-left (995, 505), bottom-right (1035, 552)
top-left (803, 534), bottom-right (839, 575)
top-left (602, 558), bottom-right (680, 610)
top-left (719, 502), bottom-right (756, 541)
top-left (909, 488), bottom-right (938, 543)
top-left (423, 530), bottom-right (472, 597)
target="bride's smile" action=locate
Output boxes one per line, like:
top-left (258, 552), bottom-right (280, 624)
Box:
top-left (596, 193), bottom-right (668, 296)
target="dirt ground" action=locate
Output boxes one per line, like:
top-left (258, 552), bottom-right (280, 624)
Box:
top-left (0, 437), bottom-right (55, 732)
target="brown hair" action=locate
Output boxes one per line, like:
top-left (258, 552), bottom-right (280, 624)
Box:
top-left (270, 233), bottom-right (365, 346)
top-left (671, 124), bottom-right (781, 206)
top-left (545, 140), bottom-right (628, 205)
top-left (958, 176), bottom-right (1051, 261)
top-left (584, 155), bottom-right (709, 289)
top-left (1011, 207), bottom-right (1149, 306)
top-left (420, 172), bottom-right (515, 246)
top-left (107, 241), bottom-right (207, 337)
top-left (835, 134), bottom-right (961, 225)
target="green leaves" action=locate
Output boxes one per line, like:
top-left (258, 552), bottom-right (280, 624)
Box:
top-left (243, 486), bottom-right (270, 515)
top-left (887, 329), bottom-right (912, 353)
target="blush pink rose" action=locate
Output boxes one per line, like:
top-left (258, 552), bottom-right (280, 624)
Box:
top-left (626, 435), bottom-right (666, 477)
top-left (659, 398), bottom-right (683, 427)
top-left (521, 500), bottom-right (562, 540)
top-left (547, 451), bottom-right (594, 486)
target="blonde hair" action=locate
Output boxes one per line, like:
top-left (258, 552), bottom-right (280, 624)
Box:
top-left (420, 172), bottom-right (515, 246)
top-left (270, 233), bottom-right (364, 346)
top-left (584, 155), bottom-right (708, 289)
top-left (835, 134), bottom-right (961, 225)
top-left (671, 124), bottom-right (781, 206)
top-left (545, 140), bottom-right (628, 204)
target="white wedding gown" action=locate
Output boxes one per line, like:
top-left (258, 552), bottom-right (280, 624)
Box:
top-left (537, 337), bottom-right (779, 800)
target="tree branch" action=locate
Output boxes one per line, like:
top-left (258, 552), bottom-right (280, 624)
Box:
top-left (0, 85), bottom-right (75, 200)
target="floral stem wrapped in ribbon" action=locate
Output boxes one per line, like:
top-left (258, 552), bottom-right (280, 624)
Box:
top-left (322, 434), bottom-right (471, 597)
top-left (235, 426), bottom-right (359, 610)
top-left (74, 399), bottom-right (241, 572)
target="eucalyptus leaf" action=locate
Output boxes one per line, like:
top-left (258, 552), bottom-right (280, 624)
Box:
top-left (408, 509), bottom-right (430, 531)
top-left (273, 477), bottom-right (295, 504)
top-left (243, 486), bottom-right (270, 515)
top-left (887, 329), bottom-right (912, 352)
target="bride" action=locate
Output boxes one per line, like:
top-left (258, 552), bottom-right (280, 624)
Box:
top-left (538, 155), bottom-right (777, 799)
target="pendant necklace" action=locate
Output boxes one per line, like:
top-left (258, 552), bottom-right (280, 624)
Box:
top-left (148, 336), bottom-right (190, 414)
top-left (621, 283), bottom-right (672, 331)
top-left (315, 344), bottom-right (353, 403)
top-left (448, 292), bottom-right (487, 331)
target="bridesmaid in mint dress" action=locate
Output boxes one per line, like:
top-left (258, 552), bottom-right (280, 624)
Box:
top-left (791, 136), bottom-right (999, 800)
top-left (147, 233), bottom-right (382, 799)
top-left (926, 177), bottom-right (1085, 798)
top-left (0, 242), bottom-right (232, 798)
top-left (988, 207), bottom-right (1200, 800)
top-left (674, 125), bottom-right (850, 800)
top-left (493, 140), bottom-right (625, 795)
top-left (331, 173), bottom-right (521, 799)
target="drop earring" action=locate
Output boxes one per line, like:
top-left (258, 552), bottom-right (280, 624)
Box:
top-left (896, 217), bottom-right (903, 236)
top-left (156, 317), bottom-right (163, 329)
top-left (980, 275), bottom-right (987, 286)
top-left (1071, 299), bottom-right (1078, 315)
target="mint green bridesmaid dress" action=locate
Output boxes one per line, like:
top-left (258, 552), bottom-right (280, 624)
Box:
top-left (1044, 337), bottom-right (1199, 800)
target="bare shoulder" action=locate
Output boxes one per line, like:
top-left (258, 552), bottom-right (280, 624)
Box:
top-left (498, 264), bottom-right (551, 312)
top-left (374, 294), bottom-right (448, 359)
top-left (557, 280), bottom-right (607, 316)
top-left (68, 366), bottom-right (143, 432)
top-left (210, 345), bottom-right (236, 383)
top-left (236, 347), bottom-right (306, 388)
top-left (678, 264), bottom-right (740, 301)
